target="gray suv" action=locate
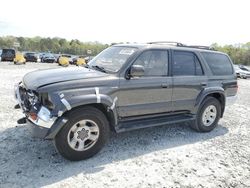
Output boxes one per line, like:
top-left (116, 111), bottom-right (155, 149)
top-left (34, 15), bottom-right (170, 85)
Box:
top-left (14, 42), bottom-right (238, 161)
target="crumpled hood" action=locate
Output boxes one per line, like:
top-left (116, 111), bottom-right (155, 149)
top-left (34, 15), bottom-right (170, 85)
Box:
top-left (23, 67), bottom-right (107, 90)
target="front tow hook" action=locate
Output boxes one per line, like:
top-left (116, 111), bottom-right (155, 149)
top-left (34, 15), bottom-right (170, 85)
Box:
top-left (14, 104), bottom-right (21, 109)
top-left (17, 117), bottom-right (27, 124)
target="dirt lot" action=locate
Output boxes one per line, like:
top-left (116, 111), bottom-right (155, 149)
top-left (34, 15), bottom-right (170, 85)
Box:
top-left (0, 62), bottom-right (249, 188)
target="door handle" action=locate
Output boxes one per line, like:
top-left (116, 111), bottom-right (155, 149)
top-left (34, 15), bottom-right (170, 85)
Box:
top-left (200, 82), bottom-right (207, 87)
top-left (161, 83), bottom-right (169, 88)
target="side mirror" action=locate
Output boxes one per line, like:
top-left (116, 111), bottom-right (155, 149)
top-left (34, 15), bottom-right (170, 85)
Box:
top-left (130, 65), bottom-right (145, 78)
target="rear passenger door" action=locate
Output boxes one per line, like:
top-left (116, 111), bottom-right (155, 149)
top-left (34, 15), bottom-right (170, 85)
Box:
top-left (171, 50), bottom-right (207, 113)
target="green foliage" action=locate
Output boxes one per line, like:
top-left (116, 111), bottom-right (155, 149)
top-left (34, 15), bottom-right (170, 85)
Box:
top-left (0, 36), bottom-right (109, 56)
top-left (211, 43), bottom-right (250, 65)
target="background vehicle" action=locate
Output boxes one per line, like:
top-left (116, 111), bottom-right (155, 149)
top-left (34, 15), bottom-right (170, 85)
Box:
top-left (0, 49), bottom-right (2, 61)
top-left (58, 54), bottom-right (71, 66)
top-left (41, 53), bottom-right (56, 63)
top-left (1, 49), bottom-right (16, 61)
top-left (72, 55), bottom-right (86, 66)
top-left (14, 52), bottom-right (26, 64)
top-left (24, 52), bottom-right (40, 62)
top-left (234, 65), bottom-right (250, 79)
top-left (15, 42), bottom-right (237, 161)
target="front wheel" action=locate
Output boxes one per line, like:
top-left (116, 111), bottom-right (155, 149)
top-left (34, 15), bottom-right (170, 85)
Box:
top-left (54, 107), bottom-right (110, 161)
top-left (191, 97), bottom-right (221, 132)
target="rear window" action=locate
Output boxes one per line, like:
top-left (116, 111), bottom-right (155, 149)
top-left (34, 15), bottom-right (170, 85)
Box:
top-left (2, 49), bottom-right (15, 55)
top-left (201, 52), bottom-right (233, 75)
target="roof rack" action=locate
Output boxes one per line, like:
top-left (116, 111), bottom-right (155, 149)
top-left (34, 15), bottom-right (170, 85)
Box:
top-left (147, 41), bottom-right (184, 46)
top-left (147, 41), bottom-right (215, 50)
top-left (184, 45), bottom-right (215, 50)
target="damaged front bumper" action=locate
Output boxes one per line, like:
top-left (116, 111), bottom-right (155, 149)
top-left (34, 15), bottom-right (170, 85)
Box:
top-left (14, 83), bottom-right (67, 139)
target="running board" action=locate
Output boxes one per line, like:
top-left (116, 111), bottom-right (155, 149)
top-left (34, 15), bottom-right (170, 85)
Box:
top-left (115, 114), bottom-right (196, 133)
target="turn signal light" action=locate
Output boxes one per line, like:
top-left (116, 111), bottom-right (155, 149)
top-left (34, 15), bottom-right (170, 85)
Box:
top-left (29, 113), bottom-right (37, 121)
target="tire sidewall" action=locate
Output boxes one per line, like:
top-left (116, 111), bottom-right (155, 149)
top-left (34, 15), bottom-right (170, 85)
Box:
top-left (196, 97), bottom-right (221, 132)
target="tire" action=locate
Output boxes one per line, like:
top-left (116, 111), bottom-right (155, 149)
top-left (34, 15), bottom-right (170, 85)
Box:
top-left (191, 97), bottom-right (221, 132)
top-left (54, 106), bottom-right (110, 161)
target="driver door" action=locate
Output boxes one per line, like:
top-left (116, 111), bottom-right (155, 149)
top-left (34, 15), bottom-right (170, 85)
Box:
top-left (117, 49), bottom-right (172, 117)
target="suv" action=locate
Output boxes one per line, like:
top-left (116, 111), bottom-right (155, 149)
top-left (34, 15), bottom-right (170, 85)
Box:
top-left (14, 42), bottom-right (237, 161)
top-left (1, 48), bottom-right (16, 61)
top-left (24, 52), bottom-right (40, 62)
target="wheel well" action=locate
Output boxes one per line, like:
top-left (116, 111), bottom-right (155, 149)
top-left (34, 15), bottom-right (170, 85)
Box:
top-left (64, 103), bottom-right (116, 132)
top-left (206, 93), bottom-right (225, 117)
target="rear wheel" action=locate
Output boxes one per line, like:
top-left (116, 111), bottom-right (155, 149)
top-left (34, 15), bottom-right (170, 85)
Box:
top-left (54, 106), bottom-right (110, 161)
top-left (191, 97), bottom-right (221, 132)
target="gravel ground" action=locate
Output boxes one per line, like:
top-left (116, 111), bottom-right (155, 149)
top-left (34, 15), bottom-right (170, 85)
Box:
top-left (0, 62), bottom-right (249, 188)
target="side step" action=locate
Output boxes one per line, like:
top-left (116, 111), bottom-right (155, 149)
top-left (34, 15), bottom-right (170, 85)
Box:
top-left (115, 114), bottom-right (196, 133)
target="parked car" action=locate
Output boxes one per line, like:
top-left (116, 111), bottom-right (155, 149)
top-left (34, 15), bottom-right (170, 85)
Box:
top-left (72, 56), bottom-right (86, 66)
top-left (24, 52), bottom-right (40, 62)
top-left (0, 49), bottom-right (2, 61)
top-left (1, 48), bottom-right (16, 61)
top-left (84, 56), bottom-right (94, 64)
top-left (14, 42), bottom-right (237, 161)
top-left (42, 54), bottom-right (56, 63)
top-left (14, 52), bottom-right (26, 64)
top-left (58, 54), bottom-right (71, 66)
top-left (234, 65), bottom-right (250, 79)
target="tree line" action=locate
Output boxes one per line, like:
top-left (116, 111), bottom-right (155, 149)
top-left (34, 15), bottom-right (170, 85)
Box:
top-left (0, 36), bottom-right (250, 65)
top-left (0, 36), bottom-right (109, 56)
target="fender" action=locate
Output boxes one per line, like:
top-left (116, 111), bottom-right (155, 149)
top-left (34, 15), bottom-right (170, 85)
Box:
top-left (194, 87), bottom-right (226, 117)
top-left (46, 93), bottom-right (119, 139)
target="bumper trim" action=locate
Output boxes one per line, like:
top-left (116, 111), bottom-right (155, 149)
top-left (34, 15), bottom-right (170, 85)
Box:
top-left (27, 120), bottom-right (49, 139)
top-left (27, 117), bottom-right (68, 139)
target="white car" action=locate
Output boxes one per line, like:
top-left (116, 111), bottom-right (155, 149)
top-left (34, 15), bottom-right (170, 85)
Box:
top-left (234, 65), bottom-right (250, 79)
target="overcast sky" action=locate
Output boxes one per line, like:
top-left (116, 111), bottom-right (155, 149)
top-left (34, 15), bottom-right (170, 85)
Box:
top-left (0, 0), bottom-right (249, 45)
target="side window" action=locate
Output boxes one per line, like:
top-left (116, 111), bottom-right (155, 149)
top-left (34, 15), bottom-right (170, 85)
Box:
top-left (201, 52), bottom-right (233, 75)
top-left (133, 50), bottom-right (168, 76)
top-left (173, 51), bottom-right (204, 76)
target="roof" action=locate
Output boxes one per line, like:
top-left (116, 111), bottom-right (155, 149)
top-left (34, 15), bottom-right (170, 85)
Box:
top-left (113, 42), bottom-right (226, 54)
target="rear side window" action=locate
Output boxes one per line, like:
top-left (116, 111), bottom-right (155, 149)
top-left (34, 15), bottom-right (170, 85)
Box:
top-left (173, 51), bottom-right (203, 76)
top-left (201, 52), bottom-right (233, 75)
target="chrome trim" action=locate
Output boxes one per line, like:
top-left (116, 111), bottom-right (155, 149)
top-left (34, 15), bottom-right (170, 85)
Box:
top-left (28, 116), bottom-right (56, 129)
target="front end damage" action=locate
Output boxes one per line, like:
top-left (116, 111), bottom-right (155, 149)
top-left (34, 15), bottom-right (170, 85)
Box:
top-left (14, 82), bottom-right (68, 139)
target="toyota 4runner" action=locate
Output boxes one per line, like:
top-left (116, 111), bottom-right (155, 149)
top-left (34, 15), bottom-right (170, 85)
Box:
top-left (14, 42), bottom-right (237, 161)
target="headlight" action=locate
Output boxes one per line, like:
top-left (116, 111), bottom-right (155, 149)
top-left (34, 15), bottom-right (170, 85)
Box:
top-left (41, 93), bottom-right (54, 110)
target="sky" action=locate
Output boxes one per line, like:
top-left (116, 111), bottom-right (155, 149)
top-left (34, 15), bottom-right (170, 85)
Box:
top-left (0, 0), bottom-right (249, 45)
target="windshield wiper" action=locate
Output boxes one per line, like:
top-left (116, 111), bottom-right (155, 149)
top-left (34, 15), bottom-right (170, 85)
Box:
top-left (91, 65), bottom-right (107, 73)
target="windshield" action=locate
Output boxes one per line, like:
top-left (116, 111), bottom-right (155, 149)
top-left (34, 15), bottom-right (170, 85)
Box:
top-left (88, 46), bottom-right (137, 72)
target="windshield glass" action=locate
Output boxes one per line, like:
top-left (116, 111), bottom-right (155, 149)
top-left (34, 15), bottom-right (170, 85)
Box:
top-left (88, 46), bottom-right (137, 72)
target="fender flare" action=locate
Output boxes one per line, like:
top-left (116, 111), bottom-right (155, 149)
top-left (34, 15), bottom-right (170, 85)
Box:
top-left (195, 87), bottom-right (226, 117)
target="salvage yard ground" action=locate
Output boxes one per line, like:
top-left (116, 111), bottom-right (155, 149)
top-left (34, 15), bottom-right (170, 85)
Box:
top-left (0, 62), bottom-right (249, 188)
